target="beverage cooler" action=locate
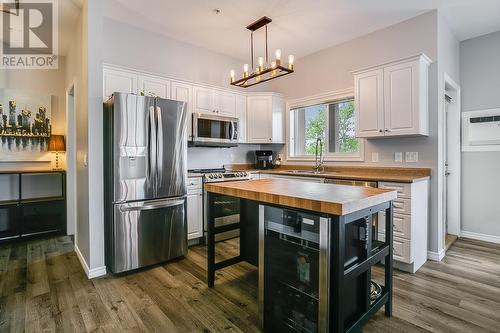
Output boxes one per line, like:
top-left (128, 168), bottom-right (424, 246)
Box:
top-left (260, 205), bottom-right (386, 332)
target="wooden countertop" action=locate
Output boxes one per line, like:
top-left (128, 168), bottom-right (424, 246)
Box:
top-left (227, 164), bottom-right (431, 183)
top-left (205, 179), bottom-right (397, 216)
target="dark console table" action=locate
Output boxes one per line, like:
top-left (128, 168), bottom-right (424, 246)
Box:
top-left (0, 170), bottom-right (66, 242)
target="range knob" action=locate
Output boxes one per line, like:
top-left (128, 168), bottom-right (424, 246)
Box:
top-left (208, 175), bottom-right (214, 179)
top-left (218, 174), bottom-right (223, 178)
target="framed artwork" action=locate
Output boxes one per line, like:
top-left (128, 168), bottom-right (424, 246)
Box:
top-left (0, 89), bottom-right (52, 161)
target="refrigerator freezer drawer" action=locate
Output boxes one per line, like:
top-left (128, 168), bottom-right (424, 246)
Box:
top-left (110, 197), bottom-right (187, 273)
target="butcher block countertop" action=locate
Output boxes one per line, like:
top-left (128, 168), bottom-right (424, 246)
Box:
top-left (204, 178), bottom-right (397, 216)
top-left (227, 164), bottom-right (431, 183)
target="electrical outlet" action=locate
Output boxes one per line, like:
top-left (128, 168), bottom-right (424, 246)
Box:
top-left (395, 152), bottom-right (403, 163)
top-left (405, 152), bottom-right (418, 163)
top-left (371, 152), bottom-right (379, 163)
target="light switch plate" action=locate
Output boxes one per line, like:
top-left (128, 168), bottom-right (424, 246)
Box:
top-left (395, 152), bottom-right (403, 163)
top-left (371, 152), bottom-right (379, 163)
top-left (405, 152), bottom-right (418, 163)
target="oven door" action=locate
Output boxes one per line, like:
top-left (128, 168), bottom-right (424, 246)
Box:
top-left (192, 113), bottom-right (238, 147)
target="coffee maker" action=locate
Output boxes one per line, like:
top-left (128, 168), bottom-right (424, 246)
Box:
top-left (255, 150), bottom-right (273, 169)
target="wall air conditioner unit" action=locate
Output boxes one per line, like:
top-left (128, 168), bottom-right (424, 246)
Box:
top-left (462, 108), bottom-right (500, 151)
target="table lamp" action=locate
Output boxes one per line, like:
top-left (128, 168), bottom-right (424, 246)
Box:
top-left (48, 135), bottom-right (66, 170)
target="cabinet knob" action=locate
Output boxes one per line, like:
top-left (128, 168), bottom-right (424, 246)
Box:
top-left (385, 129), bottom-right (390, 132)
top-left (379, 129), bottom-right (383, 133)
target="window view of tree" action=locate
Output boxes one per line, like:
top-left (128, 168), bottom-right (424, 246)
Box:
top-left (304, 105), bottom-right (326, 155)
top-left (332, 100), bottom-right (358, 153)
top-left (291, 97), bottom-right (360, 158)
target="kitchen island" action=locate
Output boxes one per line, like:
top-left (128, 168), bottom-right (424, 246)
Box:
top-left (205, 179), bottom-right (397, 333)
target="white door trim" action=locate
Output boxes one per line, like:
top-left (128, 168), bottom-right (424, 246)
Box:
top-left (66, 80), bottom-right (77, 238)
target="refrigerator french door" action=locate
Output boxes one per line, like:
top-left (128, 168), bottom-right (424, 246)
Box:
top-left (104, 93), bottom-right (188, 273)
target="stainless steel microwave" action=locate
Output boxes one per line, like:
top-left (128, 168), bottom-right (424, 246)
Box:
top-left (192, 113), bottom-right (239, 147)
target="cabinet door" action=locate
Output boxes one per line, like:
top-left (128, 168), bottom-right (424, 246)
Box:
top-left (383, 61), bottom-right (418, 136)
top-left (103, 68), bottom-right (138, 101)
top-left (354, 69), bottom-right (384, 138)
top-left (193, 87), bottom-right (215, 114)
top-left (171, 81), bottom-right (193, 140)
top-left (215, 90), bottom-right (236, 116)
top-left (187, 192), bottom-right (203, 240)
top-left (235, 94), bottom-right (247, 143)
top-left (247, 96), bottom-right (272, 143)
top-left (138, 75), bottom-right (171, 99)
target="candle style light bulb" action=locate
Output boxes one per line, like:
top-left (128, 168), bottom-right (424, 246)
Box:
top-left (288, 54), bottom-right (295, 70)
top-left (230, 69), bottom-right (235, 83)
top-left (258, 56), bottom-right (264, 70)
top-left (271, 61), bottom-right (277, 76)
top-left (243, 64), bottom-right (249, 78)
top-left (275, 49), bottom-right (281, 66)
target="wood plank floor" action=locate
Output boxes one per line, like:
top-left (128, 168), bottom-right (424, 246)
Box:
top-left (0, 236), bottom-right (499, 332)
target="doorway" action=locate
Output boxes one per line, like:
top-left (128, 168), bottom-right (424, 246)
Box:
top-left (442, 74), bottom-right (461, 252)
top-left (66, 84), bottom-right (77, 236)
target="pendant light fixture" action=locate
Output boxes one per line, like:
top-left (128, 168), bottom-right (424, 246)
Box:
top-left (230, 16), bottom-right (294, 88)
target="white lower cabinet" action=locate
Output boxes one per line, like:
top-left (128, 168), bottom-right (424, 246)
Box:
top-left (378, 179), bottom-right (429, 273)
top-left (187, 177), bottom-right (203, 241)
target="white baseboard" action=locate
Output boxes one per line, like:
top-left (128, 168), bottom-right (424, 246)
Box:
top-left (427, 249), bottom-right (445, 261)
top-left (74, 245), bottom-right (107, 279)
top-left (460, 230), bottom-right (500, 244)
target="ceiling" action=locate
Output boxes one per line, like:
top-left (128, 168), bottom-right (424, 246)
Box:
top-left (103, 0), bottom-right (500, 62)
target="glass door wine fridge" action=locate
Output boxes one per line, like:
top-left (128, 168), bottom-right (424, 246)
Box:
top-left (259, 205), bottom-right (330, 333)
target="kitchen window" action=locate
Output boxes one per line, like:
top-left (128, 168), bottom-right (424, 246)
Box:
top-left (288, 91), bottom-right (364, 161)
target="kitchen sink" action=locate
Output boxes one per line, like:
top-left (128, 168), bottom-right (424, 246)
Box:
top-left (278, 169), bottom-right (338, 175)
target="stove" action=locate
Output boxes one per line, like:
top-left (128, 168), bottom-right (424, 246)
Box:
top-left (188, 167), bottom-right (251, 183)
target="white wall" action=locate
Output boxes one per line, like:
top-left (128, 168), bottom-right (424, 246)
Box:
top-left (0, 57), bottom-right (67, 171)
top-left (65, 8), bottom-right (88, 255)
top-left (268, 11), bottom-right (446, 253)
top-left (460, 30), bottom-right (500, 240)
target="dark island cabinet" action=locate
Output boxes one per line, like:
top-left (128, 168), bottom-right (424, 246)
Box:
top-left (0, 171), bottom-right (66, 242)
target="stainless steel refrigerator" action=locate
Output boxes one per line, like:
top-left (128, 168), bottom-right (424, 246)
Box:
top-left (104, 92), bottom-right (187, 274)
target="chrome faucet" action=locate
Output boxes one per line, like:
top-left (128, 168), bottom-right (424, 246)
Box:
top-left (313, 138), bottom-right (324, 173)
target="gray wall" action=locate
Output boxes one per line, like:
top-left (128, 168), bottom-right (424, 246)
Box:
top-left (460, 31), bottom-right (500, 238)
top-left (268, 11), bottom-right (449, 253)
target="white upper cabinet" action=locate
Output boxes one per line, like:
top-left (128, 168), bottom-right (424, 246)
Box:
top-left (214, 90), bottom-right (236, 117)
top-left (171, 81), bottom-right (193, 140)
top-left (354, 54), bottom-right (431, 138)
top-left (247, 93), bottom-right (284, 144)
top-left (138, 75), bottom-right (171, 99)
top-left (103, 67), bottom-right (137, 101)
top-left (193, 87), bottom-right (236, 116)
top-left (355, 69), bottom-right (384, 137)
top-left (193, 86), bottom-right (215, 114)
top-left (235, 94), bottom-right (247, 143)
